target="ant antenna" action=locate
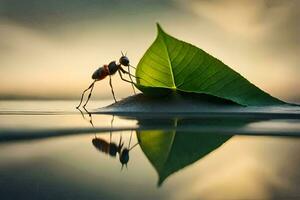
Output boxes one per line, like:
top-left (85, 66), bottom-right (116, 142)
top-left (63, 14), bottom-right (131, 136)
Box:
top-left (129, 142), bottom-right (139, 151)
top-left (128, 131), bottom-right (139, 151)
top-left (121, 51), bottom-right (127, 56)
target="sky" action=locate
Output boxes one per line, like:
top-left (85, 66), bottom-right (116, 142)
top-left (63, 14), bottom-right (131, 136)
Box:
top-left (0, 0), bottom-right (299, 102)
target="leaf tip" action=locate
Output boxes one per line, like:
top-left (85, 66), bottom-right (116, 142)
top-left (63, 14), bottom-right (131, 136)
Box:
top-left (157, 177), bottom-right (164, 187)
top-left (156, 22), bottom-right (165, 34)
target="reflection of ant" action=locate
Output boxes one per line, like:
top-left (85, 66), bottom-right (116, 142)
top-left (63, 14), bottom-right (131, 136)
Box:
top-left (92, 131), bottom-right (138, 169)
top-left (77, 108), bottom-right (139, 169)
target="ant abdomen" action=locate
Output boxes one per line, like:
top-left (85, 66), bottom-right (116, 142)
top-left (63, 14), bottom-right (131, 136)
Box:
top-left (92, 138), bottom-right (110, 154)
top-left (92, 138), bottom-right (119, 157)
top-left (92, 66), bottom-right (108, 80)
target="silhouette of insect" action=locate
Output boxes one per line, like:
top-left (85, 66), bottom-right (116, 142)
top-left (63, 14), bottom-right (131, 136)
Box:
top-left (76, 52), bottom-right (138, 108)
top-left (92, 132), bottom-right (138, 169)
top-left (79, 111), bottom-right (139, 169)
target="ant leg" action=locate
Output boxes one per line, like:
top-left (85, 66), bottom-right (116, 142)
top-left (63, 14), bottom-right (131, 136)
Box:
top-left (76, 81), bottom-right (96, 108)
top-left (122, 69), bottom-right (149, 86)
top-left (117, 131), bottom-right (124, 154)
top-left (109, 75), bottom-right (117, 103)
top-left (121, 68), bottom-right (137, 78)
top-left (83, 107), bottom-right (94, 127)
top-left (128, 130), bottom-right (133, 148)
top-left (83, 82), bottom-right (95, 108)
top-left (118, 70), bottom-right (135, 84)
top-left (129, 64), bottom-right (136, 69)
top-left (120, 69), bottom-right (142, 81)
top-left (109, 115), bottom-right (114, 142)
top-left (77, 106), bottom-right (94, 127)
top-left (118, 66), bottom-right (142, 82)
top-left (127, 66), bottom-right (136, 94)
top-left (77, 107), bottom-right (86, 120)
top-left (119, 132), bottom-right (123, 148)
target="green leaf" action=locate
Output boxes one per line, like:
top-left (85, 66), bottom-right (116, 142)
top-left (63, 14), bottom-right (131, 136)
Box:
top-left (136, 23), bottom-right (284, 106)
top-left (137, 123), bottom-right (232, 185)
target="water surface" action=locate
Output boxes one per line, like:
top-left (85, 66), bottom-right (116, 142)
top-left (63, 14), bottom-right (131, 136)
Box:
top-left (0, 100), bottom-right (300, 200)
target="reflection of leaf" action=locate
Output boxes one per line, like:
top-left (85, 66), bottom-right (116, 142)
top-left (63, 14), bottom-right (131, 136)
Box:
top-left (136, 23), bottom-right (284, 106)
top-left (137, 124), bottom-right (232, 185)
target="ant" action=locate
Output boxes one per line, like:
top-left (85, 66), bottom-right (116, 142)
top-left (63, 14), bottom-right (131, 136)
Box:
top-left (76, 52), bottom-right (139, 108)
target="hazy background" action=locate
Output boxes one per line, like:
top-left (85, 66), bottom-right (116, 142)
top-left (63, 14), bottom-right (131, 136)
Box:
top-left (0, 0), bottom-right (299, 102)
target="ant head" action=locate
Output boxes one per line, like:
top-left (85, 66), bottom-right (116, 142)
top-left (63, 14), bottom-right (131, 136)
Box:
top-left (119, 51), bottom-right (130, 66)
top-left (119, 148), bottom-right (129, 165)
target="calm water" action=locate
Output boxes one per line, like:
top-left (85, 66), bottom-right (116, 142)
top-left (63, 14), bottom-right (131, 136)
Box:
top-left (1, 100), bottom-right (300, 200)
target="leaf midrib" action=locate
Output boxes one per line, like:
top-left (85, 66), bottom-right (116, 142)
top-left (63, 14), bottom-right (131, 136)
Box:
top-left (159, 119), bottom-right (177, 174)
top-left (160, 32), bottom-right (176, 89)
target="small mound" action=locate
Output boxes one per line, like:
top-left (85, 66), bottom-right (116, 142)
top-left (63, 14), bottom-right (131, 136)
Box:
top-left (97, 93), bottom-right (242, 114)
top-left (103, 93), bottom-right (242, 113)
top-left (95, 94), bottom-right (299, 119)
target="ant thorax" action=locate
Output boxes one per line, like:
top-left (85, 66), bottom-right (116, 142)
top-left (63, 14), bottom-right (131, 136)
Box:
top-left (108, 61), bottom-right (119, 74)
